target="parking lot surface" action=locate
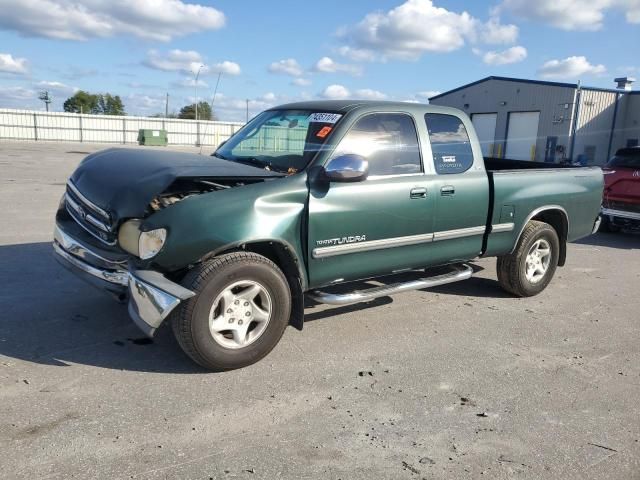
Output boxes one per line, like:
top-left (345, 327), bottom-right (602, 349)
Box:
top-left (1, 141), bottom-right (639, 479)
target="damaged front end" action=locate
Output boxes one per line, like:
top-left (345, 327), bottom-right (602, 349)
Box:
top-left (53, 147), bottom-right (283, 336)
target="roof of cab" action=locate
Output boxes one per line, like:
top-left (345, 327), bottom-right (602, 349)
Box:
top-left (269, 99), bottom-right (463, 115)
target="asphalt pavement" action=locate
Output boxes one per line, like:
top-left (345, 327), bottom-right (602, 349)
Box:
top-left (1, 141), bottom-right (639, 479)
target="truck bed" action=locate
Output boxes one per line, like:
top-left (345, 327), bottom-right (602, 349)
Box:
top-left (481, 158), bottom-right (603, 257)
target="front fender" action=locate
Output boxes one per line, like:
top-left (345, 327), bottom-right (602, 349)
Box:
top-left (143, 174), bottom-right (310, 285)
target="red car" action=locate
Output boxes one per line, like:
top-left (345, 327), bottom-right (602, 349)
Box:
top-left (601, 147), bottom-right (640, 232)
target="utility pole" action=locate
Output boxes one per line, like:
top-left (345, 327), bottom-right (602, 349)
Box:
top-left (211, 72), bottom-right (222, 119)
top-left (165, 93), bottom-right (169, 118)
top-left (38, 91), bottom-right (52, 112)
top-left (193, 64), bottom-right (204, 121)
top-left (246, 99), bottom-right (249, 123)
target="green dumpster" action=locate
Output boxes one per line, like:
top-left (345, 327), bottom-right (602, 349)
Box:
top-left (137, 129), bottom-right (168, 146)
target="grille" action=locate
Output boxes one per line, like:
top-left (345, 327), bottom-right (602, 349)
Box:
top-left (65, 181), bottom-right (117, 245)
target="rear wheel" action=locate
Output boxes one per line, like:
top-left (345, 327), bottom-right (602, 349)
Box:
top-left (497, 220), bottom-right (560, 297)
top-left (172, 252), bottom-right (292, 371)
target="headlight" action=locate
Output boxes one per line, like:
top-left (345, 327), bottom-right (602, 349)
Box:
top-left (118, 219), bottom-right (166, 259)
top-left (138, 228), bottom-right (167, 260)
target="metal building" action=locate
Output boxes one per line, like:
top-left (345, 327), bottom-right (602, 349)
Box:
top-left (429, 76), bottom-right (640, 165)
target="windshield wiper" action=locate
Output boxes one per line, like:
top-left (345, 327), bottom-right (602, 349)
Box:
top-left (234, 156), bottom-right (289, 174)
top-left (212, 152), bottom-right (229, 160)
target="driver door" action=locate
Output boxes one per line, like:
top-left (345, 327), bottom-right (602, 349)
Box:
top-left (307, 112), bottom-right (437, 288)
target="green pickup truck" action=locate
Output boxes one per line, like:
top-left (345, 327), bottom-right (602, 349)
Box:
top-left (54, 101), bottom-right (603, 370)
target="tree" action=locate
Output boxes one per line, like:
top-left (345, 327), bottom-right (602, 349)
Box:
top-left (63, 91), bottom-right (126, 115)
top-left (178, 101), bottom-right (217, 121)
top-left (98, 94), bottom-right (125, 115)
top-left (63, 90), bottom-right (99, 114)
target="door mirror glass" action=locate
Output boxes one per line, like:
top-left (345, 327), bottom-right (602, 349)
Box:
top-left (325, 154), bottom-right (369, 182)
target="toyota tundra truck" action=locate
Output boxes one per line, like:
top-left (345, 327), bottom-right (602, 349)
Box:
top-left (53, 101), bottom-right (603, 370)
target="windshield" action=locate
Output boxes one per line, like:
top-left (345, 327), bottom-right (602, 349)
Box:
top-left (213, 109), bottom-right (342, 173)
top-left (607, 150), bottom-right (640, 168)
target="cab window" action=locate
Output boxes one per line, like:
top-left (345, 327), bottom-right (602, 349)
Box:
top-left (330, 113), bottom-right (422, 176)
top-left (425, 113), bottom-right (474, 174)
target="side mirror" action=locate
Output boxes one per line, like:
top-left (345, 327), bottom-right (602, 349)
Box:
top-left (325, 154), bottom-right (369, 182)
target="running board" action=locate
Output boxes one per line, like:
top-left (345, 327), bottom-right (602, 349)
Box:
top-left (308, 264), bottom-right (473, 306)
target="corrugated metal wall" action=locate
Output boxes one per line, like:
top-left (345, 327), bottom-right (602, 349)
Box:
top-left (0, 109), bottom-right (244, 146)
top-left (572, 90), bottom-right (617, 164)
top-left (430, 79), bottom-right (576, 162)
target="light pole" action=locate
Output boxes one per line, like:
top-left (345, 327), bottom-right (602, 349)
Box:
top-left (193, 64), bottom-right (204, 121)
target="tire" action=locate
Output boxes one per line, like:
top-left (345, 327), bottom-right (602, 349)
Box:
top-left (599, 217), bottom-right (621, 233)
top-left (171, 252), bottom-right (292, 371)
top-left (497, 220), bottom-right (560, 297)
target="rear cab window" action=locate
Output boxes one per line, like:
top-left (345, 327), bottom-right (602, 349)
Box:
top-left (424, 113), bottom-right (474, 175)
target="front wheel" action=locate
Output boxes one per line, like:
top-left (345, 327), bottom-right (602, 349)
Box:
top-left (497, 220), bottom-right (560, 297)
top-left (172, 252), bottom-right (292, 371)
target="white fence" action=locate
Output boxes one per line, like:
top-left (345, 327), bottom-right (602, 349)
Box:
top-left (0, 109), bottom-right (245, 146)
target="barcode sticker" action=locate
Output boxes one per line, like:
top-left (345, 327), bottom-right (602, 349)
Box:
top-left (308, 113), bottom-right (342, 124)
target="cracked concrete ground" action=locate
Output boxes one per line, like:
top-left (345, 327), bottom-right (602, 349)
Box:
top-left (1, 141), bottom-right (639, 479)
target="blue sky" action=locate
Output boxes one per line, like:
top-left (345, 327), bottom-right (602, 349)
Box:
top-left (0, 0), bottom-right (639, 121)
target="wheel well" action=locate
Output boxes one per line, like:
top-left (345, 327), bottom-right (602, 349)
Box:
top-left (531, 209), bottom-right (568, 266)
top-left (212, 242), bottom-right (305, 331)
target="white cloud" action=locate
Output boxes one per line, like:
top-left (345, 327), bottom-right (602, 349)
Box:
top-left (207, 61), bottom-right (241, 76)
top-left (482, 46), bottom-right (528, 65)
top-left (172, 77), bottom-right (209, 89)
top-left (538, 56), bottom-right (607, 79)
top-left (415, 91), bottom-right (442, 100)
top-left (336, 0), bottom-right (519, 60)
top-left (35, 80), bottom-right (78, 95)
top-left (144, 49), bottom-right (203, 72)
top-left (125, 94), bottom-right (166, 114)
top-left (353, 89), bottom-right (387, 100)
top-left (143, 50), bottom-right (240, 76)
top-left (268, 58), bottom-right (303, 77)
top-left (501, 0), bottom-right (640, 30)
top-left (291, 78), bottom-right (312, 87)
top-left (0, 86), bottom-right (36, 108)
top-left (480, 17), bottom-right (519, 44)
top-left (321, 84), bottom-right (351, 99)
top-left (319, 85), bottom-right (387, 100)
top-left (314, 57), bottom-right (362, 76)
top-left (0, 53), bottom-right (28, 74)
top-left (337, 46), bottom-right (377, 62)
top-left (0, 0), bottom-right (225, 41)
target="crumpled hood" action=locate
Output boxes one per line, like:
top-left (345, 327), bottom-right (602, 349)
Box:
top-left (70, 148), bottom-right (282, 220)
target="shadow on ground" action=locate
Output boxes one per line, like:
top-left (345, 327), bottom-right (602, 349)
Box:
top-left (575, 231), bottom-right (639, 250)
top-left (0, 242), bottom-right (207, 374)
top-left (0, 242), bottom-right (514, 373)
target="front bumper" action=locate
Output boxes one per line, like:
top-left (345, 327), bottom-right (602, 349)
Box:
top-left (601, 207), bottom-right (640, 222)
top-left (53, 224), bottom-right (194, 336)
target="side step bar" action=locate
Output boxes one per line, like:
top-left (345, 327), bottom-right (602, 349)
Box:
top-left (308, 264), bottom-right (473, 306)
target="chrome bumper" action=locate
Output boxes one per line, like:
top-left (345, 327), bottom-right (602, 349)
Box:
top-left (601, 207), bottom-right (640, 222)
top-left (53, 224), bottom-right (194, 336)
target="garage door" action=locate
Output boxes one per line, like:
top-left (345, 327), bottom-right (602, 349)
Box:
top-left (505, 111), bottom-right (540, 161)
top-left (471, 113), bottom-right (497, 157)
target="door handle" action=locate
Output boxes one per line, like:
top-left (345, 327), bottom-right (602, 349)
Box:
top-left (440, 185), bottom-right (455, 196)
top-left (410, 187), bottom-right (428, 199)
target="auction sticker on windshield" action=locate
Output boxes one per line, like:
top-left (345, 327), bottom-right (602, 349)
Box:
top-left (308, 113), bottom-right (342, 123)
